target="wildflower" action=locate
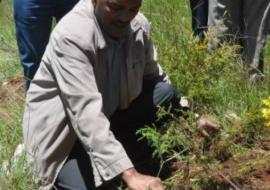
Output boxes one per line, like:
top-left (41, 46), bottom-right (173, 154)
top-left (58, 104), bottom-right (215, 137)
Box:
top-left (262, 108), bottom-right (270, 118)
top-left (262, 96), bottom-right (270, 127)
top-left (263, 98), bottom-right (270, 107)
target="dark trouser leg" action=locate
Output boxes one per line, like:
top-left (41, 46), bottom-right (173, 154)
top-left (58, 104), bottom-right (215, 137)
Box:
top-left (110, 81), bottom-right (180, 176)
top-left (242, 0), bottom-right (270, 73)
top-left (111, 81), bottom-right (179, 126)
top-left (190, 0), bottom-right (209, 38)
top-left (55, 142), bottom-right (96, 190)
top-left (55, 141), bottom-right (120, 190)
top-left (55, 81), bottom-right (180, 189)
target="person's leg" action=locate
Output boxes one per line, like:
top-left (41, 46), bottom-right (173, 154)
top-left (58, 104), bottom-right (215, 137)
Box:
top-left (208, 0), bottom-right (242, 50)
top-left (110, 81), bottom-right (182, 176)
top-left (190, 0), bottom-right (209, 38)
top-left (13, 0), bottom-right (53, 90)
top-left (55, 141), bottom-right (96, 190)
top-left (55, 141), bottom-right (120, 190)
top-left (242, 0), bottom-right (270, 73)
top-left (110, 81), bottom-right (180, 130)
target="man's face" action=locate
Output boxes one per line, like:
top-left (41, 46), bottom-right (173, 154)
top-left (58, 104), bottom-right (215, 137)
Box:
top-left (93, 0), bottom-right (142, 38)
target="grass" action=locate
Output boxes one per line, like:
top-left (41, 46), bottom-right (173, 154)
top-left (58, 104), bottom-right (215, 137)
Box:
top-left (0, 0), bottom-right (20, 81)
top-left (0, 0), bottom-right (270, 189)
top-left (0, 1), bottom-right (37, 189)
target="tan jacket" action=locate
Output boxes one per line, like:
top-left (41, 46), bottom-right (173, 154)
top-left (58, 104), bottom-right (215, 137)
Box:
top-left (23, 0), bottom-right (168, 189)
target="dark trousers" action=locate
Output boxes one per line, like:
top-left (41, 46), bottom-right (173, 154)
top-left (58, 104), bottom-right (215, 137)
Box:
top-left (190, 0), bottom-right (209, 38)
top-left (13, 0), bottom-right (79, 90)
top-left (54, 81), bottom-right (181, 190)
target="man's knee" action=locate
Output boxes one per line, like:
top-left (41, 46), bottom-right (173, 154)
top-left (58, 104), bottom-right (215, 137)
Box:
top-left (153, 82), bottom-right (179, 106)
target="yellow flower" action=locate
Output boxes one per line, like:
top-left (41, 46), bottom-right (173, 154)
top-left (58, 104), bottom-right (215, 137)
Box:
top-left (262, 97), bottom-right (270, 127)
top-left (263, 98), bottom-right (270, 107)
top-left (262, 108), bottom-right (270, 118)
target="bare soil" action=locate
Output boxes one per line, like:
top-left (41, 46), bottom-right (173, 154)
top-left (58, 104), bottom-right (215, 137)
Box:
top-left (0, 76), bottom-right (24, 121)
top-left (0, 76), bottom-right (24, 106)
top-left (169, 145), bottom-right (270, 190)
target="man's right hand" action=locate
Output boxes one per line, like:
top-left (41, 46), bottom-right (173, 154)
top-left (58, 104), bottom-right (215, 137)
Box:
top-left (121, 168), bottom-right (164, 190)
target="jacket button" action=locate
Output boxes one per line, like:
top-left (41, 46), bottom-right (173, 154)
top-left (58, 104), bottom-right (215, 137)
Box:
top-left (105, 172), bottom-right (110, 178)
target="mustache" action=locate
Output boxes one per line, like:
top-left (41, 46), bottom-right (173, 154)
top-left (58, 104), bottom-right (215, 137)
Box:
top-left (113, 20), bottom-right (130, 28)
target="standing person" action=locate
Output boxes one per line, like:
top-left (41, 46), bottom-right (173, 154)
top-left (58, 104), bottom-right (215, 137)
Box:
top-left (23, 0), bottom-right (183, 189)
top-left (13, 0), bottom-right (79, 90)
top-left (189, 0), bottom-right (208, 39)
top-left (208, 0), bottom-right (270, 79)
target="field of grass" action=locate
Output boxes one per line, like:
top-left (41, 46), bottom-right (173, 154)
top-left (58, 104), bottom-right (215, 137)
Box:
top-left (0, 1), bottom-right (38, 189)
top-left (0, 0), bottom-right (270, 189)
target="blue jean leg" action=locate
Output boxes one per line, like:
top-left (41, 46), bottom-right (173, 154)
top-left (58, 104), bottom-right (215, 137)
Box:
top-left (14, 0), bottom-right (79, 90)
top-left (14, 0), bottom-right (54, 90)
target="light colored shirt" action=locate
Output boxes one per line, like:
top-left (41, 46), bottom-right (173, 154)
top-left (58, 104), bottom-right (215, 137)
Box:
top-left (23, 0), bottom-right (168, 189)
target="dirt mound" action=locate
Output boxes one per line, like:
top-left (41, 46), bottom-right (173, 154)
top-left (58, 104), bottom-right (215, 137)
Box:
top-left (220, 151), bottom-right (270, 190)
top-left (0, 76), bottom-right (24, 102)
top-left (167, 150), bottom-right (270, 190)
top-left (0, 76), bottom-right (24, 110)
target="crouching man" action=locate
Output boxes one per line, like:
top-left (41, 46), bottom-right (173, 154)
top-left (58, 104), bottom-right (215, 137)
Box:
top-left (23, 0), bottom-right (185, 189)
